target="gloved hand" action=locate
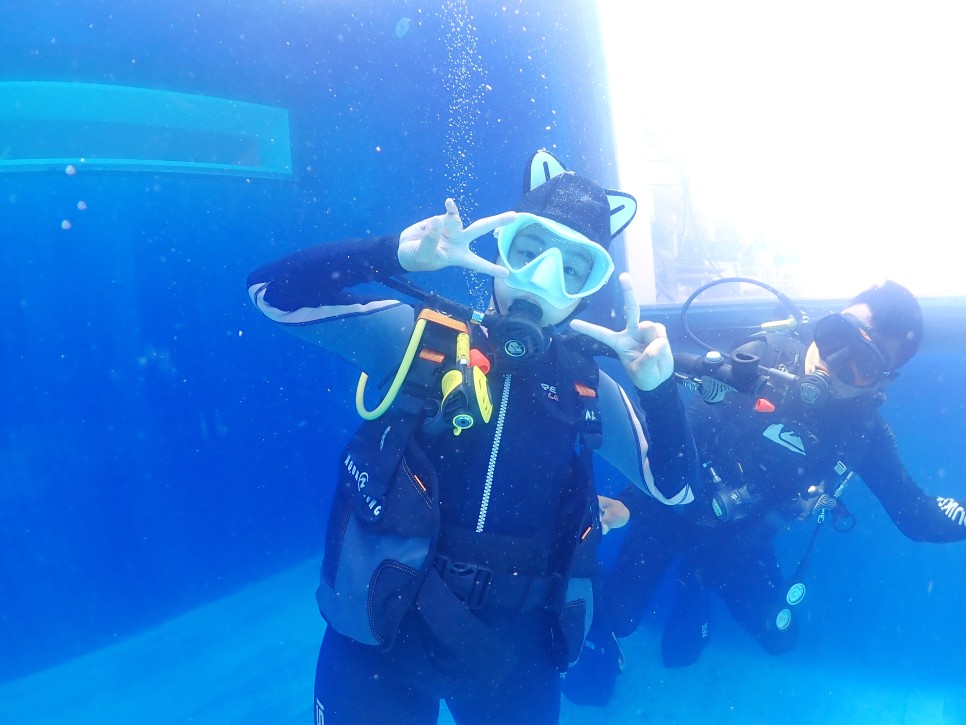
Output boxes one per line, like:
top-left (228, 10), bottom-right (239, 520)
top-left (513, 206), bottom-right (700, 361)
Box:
top-left (397, 198), bottom-right (514, 278)
top-left (570, 272), bottom-right (674, 391)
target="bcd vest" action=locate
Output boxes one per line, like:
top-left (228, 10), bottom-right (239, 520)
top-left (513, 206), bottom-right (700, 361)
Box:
top-left (699, 333), bottom-right (877, 524)
top-left (315, 316), bottom-right (603, 675)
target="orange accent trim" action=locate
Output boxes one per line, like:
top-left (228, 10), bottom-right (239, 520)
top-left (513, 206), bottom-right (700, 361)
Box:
top-left (418, 349), bottom-right (446, 364)
top-left (413, 473), bottom-right (427, 492)
top-left (574, 382), bottom-right (596, 398)
top-left (417, 308), bottom-right (469, 334)
top-left (581, 525), bottom-right (593, 540)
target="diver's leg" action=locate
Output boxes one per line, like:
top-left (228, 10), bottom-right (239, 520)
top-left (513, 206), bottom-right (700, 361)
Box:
top-left (559, 575), bottom-right (628, 706)
top-left (445, 614), bottom-right (560, 725)
top-left (561, 498), bottom-right (682, 705)
top-left (602, 497), bottom-right (685, 638)
top-left (313, 618), bottom-right (440, 725)
top-left (660, 560), bottom-right (713, 667)
top-left (713, 540), bottom-right (799, 656)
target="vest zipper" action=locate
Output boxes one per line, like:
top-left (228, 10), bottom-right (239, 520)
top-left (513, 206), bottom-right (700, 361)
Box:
top-left (477, 373), bottom-right (511, 533)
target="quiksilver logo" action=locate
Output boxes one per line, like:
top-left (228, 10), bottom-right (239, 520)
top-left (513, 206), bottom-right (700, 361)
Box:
top-left (937, 497), bottom-right (966, 526)
top-left (762, 423), bottom-right (806, 455)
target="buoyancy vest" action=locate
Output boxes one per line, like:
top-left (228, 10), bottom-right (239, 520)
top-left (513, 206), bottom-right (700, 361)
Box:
top-left (697, 333), bottom-right (878, 524)
top-left (315, 311), bottom-right (603, 674)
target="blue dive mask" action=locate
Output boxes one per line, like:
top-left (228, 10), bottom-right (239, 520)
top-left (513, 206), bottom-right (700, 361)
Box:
top-left (494, 213), bottom-right (614, 310)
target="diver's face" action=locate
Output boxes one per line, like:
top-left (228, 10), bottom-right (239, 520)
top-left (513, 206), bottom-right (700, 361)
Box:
top-left (493, 223), bottom-right (596, 325)
top-left (493, 217), bottom-right (613, 324)
top-left (805, 303), bottom-right (901, 399)
top-left (492, 274), bottom-right (580, 326)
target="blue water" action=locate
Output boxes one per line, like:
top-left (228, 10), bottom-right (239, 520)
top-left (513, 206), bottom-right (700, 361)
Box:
top-left (2, 1), bottom-right (965, 722)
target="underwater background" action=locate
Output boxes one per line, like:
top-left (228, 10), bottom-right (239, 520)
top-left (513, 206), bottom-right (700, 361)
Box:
top-left (2, 1), bottom-right (965, 723)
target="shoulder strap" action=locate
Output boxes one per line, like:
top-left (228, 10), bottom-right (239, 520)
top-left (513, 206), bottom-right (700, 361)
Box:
top-left (555, 340), bottom-right (602, 450)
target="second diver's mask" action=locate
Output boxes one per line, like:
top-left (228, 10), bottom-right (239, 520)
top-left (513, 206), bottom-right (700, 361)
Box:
top-left (494, 213), bottom-right (615, 311)
top-left (813, 312), bottom-right (894, 388)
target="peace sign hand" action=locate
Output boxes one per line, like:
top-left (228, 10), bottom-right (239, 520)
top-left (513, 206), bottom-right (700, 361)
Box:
top-left (398, 198), bottom-right (513, 278)
top-left (569, 272), bottom-right (674, 391)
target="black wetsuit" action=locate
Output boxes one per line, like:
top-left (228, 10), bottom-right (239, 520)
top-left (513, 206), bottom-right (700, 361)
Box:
top-left (247, 236), bottom-right (696, 724)
top-left (603, 334), bottom-right (966, 667)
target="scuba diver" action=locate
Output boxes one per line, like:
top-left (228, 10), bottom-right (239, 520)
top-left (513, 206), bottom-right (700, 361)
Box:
top-left (563, 277), bottom-right (966, 707)
top-left (246, 150), bottom-right (697, 725)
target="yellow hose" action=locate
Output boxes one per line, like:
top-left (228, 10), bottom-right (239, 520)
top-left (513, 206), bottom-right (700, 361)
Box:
top-left (355, 317), bottom-right (428, 420)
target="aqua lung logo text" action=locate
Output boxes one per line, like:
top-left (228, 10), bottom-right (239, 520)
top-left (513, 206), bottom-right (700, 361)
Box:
top-left (344, 453), bottom-right (382, 518)
top-left (344, 454), bottom-right (369, 491)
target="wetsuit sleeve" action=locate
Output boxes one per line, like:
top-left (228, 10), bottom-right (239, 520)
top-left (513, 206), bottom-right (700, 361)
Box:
top-left (613, 392), bottom-right (725, 516)
top-left (596, 374), bottom-right (697, 505)
top-left (859, 414), bottom-right (966, 542)
top-left (246, 235), bottom-right (416, 380)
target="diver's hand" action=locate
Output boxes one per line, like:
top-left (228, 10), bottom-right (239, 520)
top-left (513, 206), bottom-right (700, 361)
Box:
top-left (570, 272), bottom-right (674, 391)
top-left (598, 495), bottom-right (630, 534)
top-left (398, 198), bottom-right (514, 278)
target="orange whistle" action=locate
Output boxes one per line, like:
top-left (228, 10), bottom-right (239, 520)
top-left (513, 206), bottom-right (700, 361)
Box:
top-left (755, 398), bottom-right (776, 413)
